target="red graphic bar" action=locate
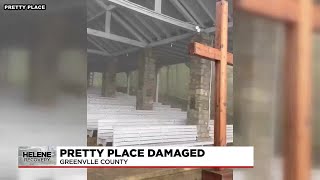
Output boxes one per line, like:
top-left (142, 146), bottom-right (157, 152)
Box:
top-left (19, 166), bottom-right (254, 169)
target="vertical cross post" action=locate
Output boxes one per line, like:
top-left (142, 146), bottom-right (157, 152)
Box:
top-left (214, 0), bottom-right (228, 147)
top-left (283, 0), bottom-right (312, 179)
top-left (126, 71), bottom-right (131, 95)
top-left (155, 69), bottom-right (160, 103)
top-left (189, 0), bottom-right (233, 178)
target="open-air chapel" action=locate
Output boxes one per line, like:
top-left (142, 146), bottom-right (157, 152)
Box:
top-left (87, 0), bottom-right (233, 179)
top-left (87, 0), bottom-right (320, 180)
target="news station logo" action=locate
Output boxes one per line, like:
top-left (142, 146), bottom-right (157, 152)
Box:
top-left (3, 4), bottom-right (46, 11)
top-left (18, 146), bottom-right (56, 166)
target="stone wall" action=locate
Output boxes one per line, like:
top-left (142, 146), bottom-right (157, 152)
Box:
top-left (136, 48), bottom-right (156, 110)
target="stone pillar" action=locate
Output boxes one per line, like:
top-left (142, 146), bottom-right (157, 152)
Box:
top-left (87, 71), bottom-right (90, 88)
top-left (0, 49), bottom-right (9, 87)
top-left (28, 52), bottom-right (58, 105)
top-left (126, 71), bottom-right (131, 95)
top-left (87, 71), bottom-right (94, 88)
top-left (27, 17), bottom-right (67, 105)
top-left (89, 72), bottom-right (94, 87)
top-left (101, 59), bottom-right (117, 97)
top-left (187, 33), bottom-right (212, 140)
top-left (233, 11), bottom-right (283, 180)
top-left (154, 66), bottom-right (160, 103)
top-left (155, 70), bottom-right (160, 103)
top-left (136, 48), bottom-right (156, 110)
top-left (166, 66), bottom-right (170, 103)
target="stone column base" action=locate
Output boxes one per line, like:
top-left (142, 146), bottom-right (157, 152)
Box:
top-left (202, 169), bottom-right (233, 180)
top-left (197, 137), bottom-right (212, 142)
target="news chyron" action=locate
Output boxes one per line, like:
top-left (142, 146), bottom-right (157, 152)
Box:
top-left (3, 4), bottom-right (46, 11)
top-left (18, 146), bottom-right (56, 166)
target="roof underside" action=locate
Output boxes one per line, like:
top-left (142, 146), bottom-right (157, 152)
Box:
top-left (87, 0), bottom-right (233, 73)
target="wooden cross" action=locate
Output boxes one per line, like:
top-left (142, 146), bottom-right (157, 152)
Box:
top-left (189, 0), bottom-right (232, 147)
top-left (235, 0), bottom-right (320, 180)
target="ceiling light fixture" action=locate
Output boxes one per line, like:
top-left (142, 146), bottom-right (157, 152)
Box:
top-left (195, 26), bottom-right (201, 33)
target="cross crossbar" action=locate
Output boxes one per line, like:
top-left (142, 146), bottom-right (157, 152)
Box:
top-left (189, 42), bottom-right (233, 65)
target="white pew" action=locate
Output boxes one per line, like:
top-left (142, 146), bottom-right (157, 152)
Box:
top-left (87, 105), bottom-right (135, 111)
top-left (97, 119), bottom-right (187, 145)
top-left (87, 113), bottom-right (187, 136)
top-left (88, 101), bottom-right (135, 106)
top-left (112, 125), bottom-right (213, 147)
top-left (87, 111), bottom-right (186, 120)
